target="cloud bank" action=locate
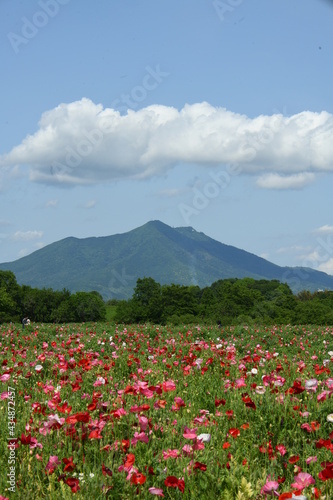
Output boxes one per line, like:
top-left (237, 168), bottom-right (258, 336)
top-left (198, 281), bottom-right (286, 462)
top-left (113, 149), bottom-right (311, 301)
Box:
top-left (11, 230), bottom-right (43, 241)
top-left (1, 98), bottom-right (333, 188)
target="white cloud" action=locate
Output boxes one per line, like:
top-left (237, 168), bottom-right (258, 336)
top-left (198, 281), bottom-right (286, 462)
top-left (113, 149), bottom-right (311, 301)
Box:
top-left (157, 187), bottom-right (187, 198)
top-left (18, 248), bottom-right (29, 258)
top-left (34, 242), bottom-right (45, 250)
top-left (45, 199), bottom-right (58, 208)
top-left (1, 99), bottom-right (333, 188)
top-left (299, 250), bottom-right (326, 263)
top-left (256, 172), bottom-right (315, 190)
top-left (12, 230), bottom-right (43, 241)
top-left (314, 224), bottom-right (333, 234)
top-left (318, 258), bottom-right (333, 275)
top-left (277, 245), bottom-right (311, 254)
top-left (83, 200), bottom-right (96, 209)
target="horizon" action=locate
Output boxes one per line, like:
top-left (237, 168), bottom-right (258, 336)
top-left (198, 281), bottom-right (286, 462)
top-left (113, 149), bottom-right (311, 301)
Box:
top-left (0, 219), bottom-right (332, 281)
top-left (1, 0), bottom-right (333, 276)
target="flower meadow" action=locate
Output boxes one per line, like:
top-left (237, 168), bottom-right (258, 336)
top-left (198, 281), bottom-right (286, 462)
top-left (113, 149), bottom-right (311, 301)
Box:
top-left (1, 323), bottom-right (333, 499)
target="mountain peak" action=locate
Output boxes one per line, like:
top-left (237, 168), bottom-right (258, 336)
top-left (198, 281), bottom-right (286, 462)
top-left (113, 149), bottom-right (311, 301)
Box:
top-left (1, 221), bottom-right (332, 299)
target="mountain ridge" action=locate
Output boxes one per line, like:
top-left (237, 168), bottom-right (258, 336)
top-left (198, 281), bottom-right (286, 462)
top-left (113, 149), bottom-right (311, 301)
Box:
top-left (0, 220), bottom-right (332, 299)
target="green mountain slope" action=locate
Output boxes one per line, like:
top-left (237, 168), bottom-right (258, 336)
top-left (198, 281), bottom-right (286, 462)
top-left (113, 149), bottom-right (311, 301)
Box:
top-left (1, 220), bottom-right (332, 299)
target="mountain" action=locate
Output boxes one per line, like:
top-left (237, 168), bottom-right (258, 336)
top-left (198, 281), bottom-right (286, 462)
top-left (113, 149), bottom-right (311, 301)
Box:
top-left (1, 220), bottom-right (333, 299)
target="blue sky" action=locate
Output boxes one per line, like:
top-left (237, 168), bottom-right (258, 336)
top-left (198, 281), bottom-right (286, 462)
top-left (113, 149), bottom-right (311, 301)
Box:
top-left (1, 0), bottom-right (333, 279)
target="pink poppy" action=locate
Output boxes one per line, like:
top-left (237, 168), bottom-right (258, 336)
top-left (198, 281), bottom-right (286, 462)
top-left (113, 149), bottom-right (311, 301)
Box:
top-left (131, 432), bottom-right (149, 446)
top-left (260, 480), bottom-right (279, 496)
top-left (305, 379), bottom-right (318, 392)
top-left (260, 481), bottom-right (279, 497)
top-left (291, 472), bottom-right (315, 490)
top-left (45, 455), bottom-right (61, 473)
top-left (162, 449), bottom-right (180, 459)
top-left (148, 487), bottom-right (165, 497)
top-left (276, 444), bottom-right (287, 456)
top-left (183, 426), bottom-right (197, 439)
top-left (162, 380), bottom-right (176, 392)
top-left (234, 378), bottom-right (246, 388)
top-left (138, 415), bottom-right (148, 431)
top-left (182, 444), bottom-right (193, 456)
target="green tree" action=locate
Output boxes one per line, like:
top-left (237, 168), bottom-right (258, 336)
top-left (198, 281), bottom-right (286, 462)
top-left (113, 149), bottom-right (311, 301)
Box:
top-left (131, 277), bottom-right (162, 322)
top-left (69, 291), bottom-right (106, 322)
top-left (0, 271), bottom-right (21, 322)
top-left (161, 284), bottom-right (200, 323)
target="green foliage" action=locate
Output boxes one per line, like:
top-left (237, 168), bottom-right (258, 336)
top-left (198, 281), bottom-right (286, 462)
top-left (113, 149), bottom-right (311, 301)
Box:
top-left (1, 269), bottom-right (333, 326)
top-left (0, 270), bottom-right (106, 324)
top-left (69, 291), bottom-right (106, 322)
top-left (115, 276), bottom-right (333, 325)
top-left (0, 270), bottom-right (21, 322)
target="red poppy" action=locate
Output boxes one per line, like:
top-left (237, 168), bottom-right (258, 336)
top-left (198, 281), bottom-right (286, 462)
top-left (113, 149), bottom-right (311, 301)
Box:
top-left (57, 402), bottom-right (72, 414)
top-left (318, 461), bottom-right (333, 480)
top-left (242, 396), bottom-right (256, 410)
top-left (288, 455), bottom-right (299, 464)
top-left (215, 398), bottom-right (226, 407)
top-left (124, 453), bottom-right (135, 468)
top-left (177, 479), bottom-right (185, 493)
top-left (66, 412), bottom-right (90, 424)
top-left (131, 472), bottom-right (146, 485)
top-left (65, 427), bottom-right (76, 437)
top-left (310, 421), bottom-right (320, 431)
top-left (121, 439), bottom-right (130, 452)
top-left (64, 477), bottom-right (80, 493)
top-left (164, 477), bottom-right (185, 493)
top-left (315, 438), bottom-right (331, 449)
top-left (71, 382), bottom-right (82, 392)
top-left (102, 463), bottom-right (113, 477)
top-left (20, 433), bottom-right (31, 445)
top-left (164, 476), bottom-right (179, 488)
top-left (193, 461), bottom-right (207, 471)
top-left (63, 456), bottom-right (75, 473)
top-left (78, 358), bottom-right (89, 367)
top-left (124, 385), bottom-right (136, 394)
top-left (88, 429), bottom-right (102, 439)
top-left (291, 380), bottom-right (305, 394)
top-left (129, 404), bottom-right (150, 413)
top-left (228, 428), bottom-right (240, 438)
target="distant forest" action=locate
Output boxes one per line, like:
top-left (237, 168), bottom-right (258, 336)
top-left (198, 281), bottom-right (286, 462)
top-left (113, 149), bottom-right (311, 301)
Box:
top-left (0, 270), bottom-right (106, 323)
top-left (1, 270), bottom-right (333, 325)
top-left (114, 277), bottom-right (333, 325)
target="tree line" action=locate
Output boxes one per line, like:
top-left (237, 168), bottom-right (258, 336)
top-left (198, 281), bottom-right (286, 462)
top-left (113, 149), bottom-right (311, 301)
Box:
top-left (0, 270), bottom-right (106, 323)
top-left (1, 269), bottom-right (333, 325)
top-left (113, 276), bottom-right (333, 325)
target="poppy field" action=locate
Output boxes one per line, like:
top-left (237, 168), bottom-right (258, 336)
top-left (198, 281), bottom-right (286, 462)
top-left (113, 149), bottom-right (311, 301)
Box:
top-left (1, 322), bottom-right (333, 499)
